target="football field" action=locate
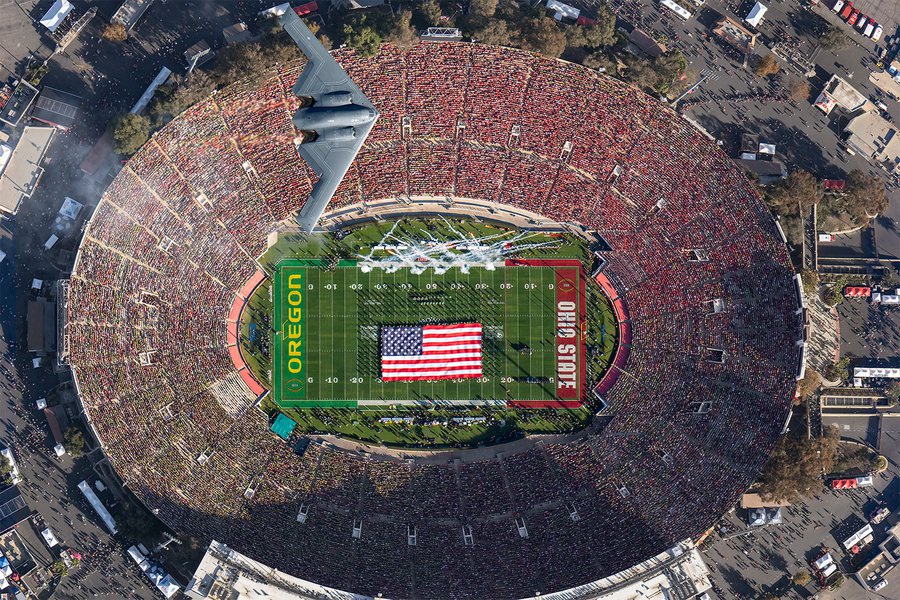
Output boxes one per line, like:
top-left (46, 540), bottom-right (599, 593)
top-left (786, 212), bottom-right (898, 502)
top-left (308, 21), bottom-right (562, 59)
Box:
top-left (272, 259), bottom-right (584, 408)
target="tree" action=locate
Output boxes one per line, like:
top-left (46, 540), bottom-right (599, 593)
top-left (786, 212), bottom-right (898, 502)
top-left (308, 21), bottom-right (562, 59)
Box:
top-left (824, 357), bottom-right (850, 382)
top-left (792, 570), bottom-right (811, 586)
top-left (796, 369), bottom-right (821, 400)
top-left (582, 51), bottom-right (616, 73)
top-left (758, 426), bottom-right (840, 502)
top-left (582, 8), bottom-right (617, 49)
top-left (782, 170), bottom-right (821, 214)
top-left (625, 56), bottom-right (659, 91)
top-left (845, 169), bottom-right (888, 220)
top-left (754, 54), bottom-right (780, 77)
top-left (0, 454), bottom-right (12, 486)
top-left (417, 0), bottom-right (443, 26)
top-left (786, 78), bottom-right (811, 103)
top-left (800, 269), bottom-right (819, 297)
top-left (50, 560), bottom-right (68, 578)
top-left (101, 23), bottom-right (127, 43)
top-left (653, 50), bottom-right (688, 94)
top-left (214, 42), bottom-right (267, 85)
top-left (474, 19), bottom-right (516, 46)
top-left (470, 0), bottom-right (499, 18)
top-left (824, 284), bottom-right (843, 306)
top-left (387, 10), bottom-right (419, 49)
top-left (524, 17), bottom-right (567, 58)
top-left (63, 427), bottom-right (87, 458)
top-left (885, 381), bottom-right (900, 406)
top-left (151, 71), bottom-right (216, 123)
top-left (110, 113), bottom-right (150, 156)
top-left (343, 25), bottom-right (382, 58)
top-left (821, 26), bottom-right (848, 51)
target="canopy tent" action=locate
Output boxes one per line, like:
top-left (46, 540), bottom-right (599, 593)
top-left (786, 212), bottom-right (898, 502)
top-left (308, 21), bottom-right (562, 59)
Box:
top-left (844, 286), bottom-right (872, 297)
top-left (41, 528), bottom-right (59, 547)
top-left (0, 145), bottom-right (11, 175)
top-left (39, 0), bottom-right (73, 32)
top-left (745, 2), bottom-right (767, 27)
top-left (58, 196), bottom-right (83, 220)
top-left (814, 92), bottom-right (838, 114)
top-left (546, 0), bottom-right (580, 20)
top-left (78, 480), bottom-right (118, 534)
top-left (270, 414), bottom-right (297, 440)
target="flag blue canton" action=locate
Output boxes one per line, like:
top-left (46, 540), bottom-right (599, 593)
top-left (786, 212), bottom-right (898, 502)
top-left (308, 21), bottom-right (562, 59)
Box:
top-left (381, 326), bottom-right (424, 356)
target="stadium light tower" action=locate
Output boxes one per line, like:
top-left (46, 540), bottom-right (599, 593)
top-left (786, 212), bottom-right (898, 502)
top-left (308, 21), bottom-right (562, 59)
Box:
top-left (281, 10), bottom-right (380, 233)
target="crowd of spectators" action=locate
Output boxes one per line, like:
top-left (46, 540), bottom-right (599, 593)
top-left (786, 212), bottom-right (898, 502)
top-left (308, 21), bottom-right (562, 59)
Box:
top-left (64, 43), bottom-right (802, 599)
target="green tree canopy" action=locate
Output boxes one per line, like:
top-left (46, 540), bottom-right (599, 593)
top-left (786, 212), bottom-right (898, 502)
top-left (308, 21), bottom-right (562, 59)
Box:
top-left (0, 454), bottom-right (12, 486)
top-left (343, 24), bottom-right (382, 58)
top-left (821, 26), bottom-right (848, 51)
top-left (110, 113), bottom-right (150, 156)
top-left (63, 427), bottom-right (87, 458)
top-left (524, 17), bottom-right (567, 58)
top-left (885, 381), bottom-right (900, 406)
top-left (824, 357), bottom-right (851, 382)
top-left (758, 426), bottom-right (840, 502)
top-left (474, 19), bottom-right (517, 46)
top-left (469, 0), bottom-right (499, 18)
top-left (386, 10), bottom-right (419, 49)
top-left (581, 9), bottom-right (618, 49)
top-left (416, 0), bottom-right (443, 27)
top-left (846, 169), bottom-right (888, 219)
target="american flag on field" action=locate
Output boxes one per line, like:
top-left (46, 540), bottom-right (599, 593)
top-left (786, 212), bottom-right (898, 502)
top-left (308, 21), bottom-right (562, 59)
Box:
top-left (380, 323), bottom-right (483, 381)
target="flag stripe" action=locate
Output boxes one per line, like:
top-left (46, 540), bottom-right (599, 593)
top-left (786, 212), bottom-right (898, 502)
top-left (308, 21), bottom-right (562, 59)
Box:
top-left (381, 323), bottom-right (482, 381)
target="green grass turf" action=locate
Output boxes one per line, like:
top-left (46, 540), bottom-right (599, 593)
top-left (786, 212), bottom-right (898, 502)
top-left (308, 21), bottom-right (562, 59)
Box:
top-left (273, 260), bottom-right (565, 408)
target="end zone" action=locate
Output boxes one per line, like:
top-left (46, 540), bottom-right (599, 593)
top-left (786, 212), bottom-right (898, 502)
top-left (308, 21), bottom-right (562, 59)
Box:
top-left (505, 258), bottom-right (587, 409)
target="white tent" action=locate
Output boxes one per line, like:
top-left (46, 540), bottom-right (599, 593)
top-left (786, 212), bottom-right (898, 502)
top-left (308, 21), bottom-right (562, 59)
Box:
top-left (745, 2), bottom-right (767, 27)
top-left (546, 0), bottom-right (580, 20)
top-left (758, 143), bottom-right (776, 155)
top-left (58, 197), bottom-right (84, 220)
top-left (0, 145), bottom-right (11, 175)
top-left (39, 0), bottom-right (73, 32)
top-left (78, 481), bottom-right (117, 534)
top-left (41, 527), bottom-right (59, 547)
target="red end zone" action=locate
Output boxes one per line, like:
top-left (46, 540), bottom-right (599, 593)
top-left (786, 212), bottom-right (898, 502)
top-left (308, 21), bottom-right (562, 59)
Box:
top-left (505, 259), bottom-right (586, 409)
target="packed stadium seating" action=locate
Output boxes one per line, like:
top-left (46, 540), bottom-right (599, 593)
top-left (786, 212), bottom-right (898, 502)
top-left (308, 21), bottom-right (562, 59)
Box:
top-left (65, 44), bottom-right (802, 599)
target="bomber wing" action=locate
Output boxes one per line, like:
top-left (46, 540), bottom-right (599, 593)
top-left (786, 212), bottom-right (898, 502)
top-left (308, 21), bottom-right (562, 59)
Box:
top-left (280, 9), bottom-right (375, 110)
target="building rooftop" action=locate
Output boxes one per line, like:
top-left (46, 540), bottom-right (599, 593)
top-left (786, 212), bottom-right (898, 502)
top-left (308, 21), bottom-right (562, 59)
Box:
top-left (0, 126), bottom-right (54, 214)
top-left (843, 111), bottom-right (900, 171)
top-left (819, 74), bottom-right (871, 114)
top-left (31, 86), bottom-right (81, 130)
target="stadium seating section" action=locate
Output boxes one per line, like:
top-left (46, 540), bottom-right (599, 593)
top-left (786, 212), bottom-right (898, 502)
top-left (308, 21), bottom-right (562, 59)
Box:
top-left (65, 44), bottom-right (802, 599)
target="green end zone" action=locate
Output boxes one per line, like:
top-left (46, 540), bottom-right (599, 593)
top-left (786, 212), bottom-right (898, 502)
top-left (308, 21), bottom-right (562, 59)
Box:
top-left (272, 258), bottom-right (585, 409)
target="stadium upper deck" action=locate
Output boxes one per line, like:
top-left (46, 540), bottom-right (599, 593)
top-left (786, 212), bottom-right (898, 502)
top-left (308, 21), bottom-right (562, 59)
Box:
top-left (64, 43), bottom-right (803, 599)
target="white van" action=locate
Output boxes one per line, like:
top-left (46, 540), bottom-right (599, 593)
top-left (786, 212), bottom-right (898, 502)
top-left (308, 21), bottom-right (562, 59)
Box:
top-left (44, 234), bottom-right (58, 250)
top-left (833, 0), bottom-right (844, 12)
top-left (872, 26), bottom-right (883, 41)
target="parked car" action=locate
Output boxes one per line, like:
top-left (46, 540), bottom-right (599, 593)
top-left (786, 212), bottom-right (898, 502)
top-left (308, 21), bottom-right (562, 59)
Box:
top-left (856, 15), bottom-right (868, 29)
top-left (833, 0), bottom-right (844, 12)
top-left (864, 23), bottom-right (875, 37)
top-left (872, 25), bottom-right (883, 41)
top-left (840, 2), bottom-right (853, 18)
top-left (847, 9), bottom-right (860, 26)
